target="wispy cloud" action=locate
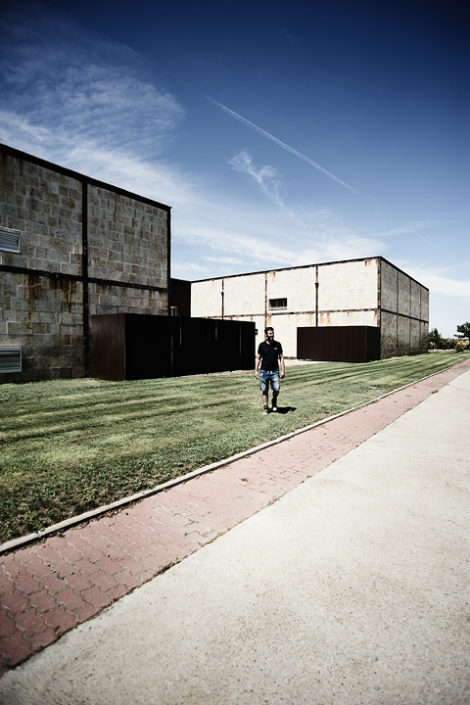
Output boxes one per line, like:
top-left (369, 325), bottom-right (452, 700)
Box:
top-left (4, 63), bottom-right (183, 150)
top-left (228, 149), bottom-right (284, 208)
top-left (204, 256), bottom-right (245, 266)
top-left (374, 220), bottom-right (463, 265)
top-left (0, 15), bottom-right (189, 204)
top-left (405, 266), bottom-right (470, 298)
top-left (174, 225), bottom-right (298, 266)
top-left (0, 13), bottom-right (378, 285)
top-left (171, 200), bottom-right (386, 279)
top-left (5, 6), bottom-right (468, 327)
top-left (171, 260), bottom-right (208, 278)
top-left (207, 96), bottom-right (359, 194)
top-left (0, 106), bottom-right (198, 208)
top-left (374, 221), bottom-right (439, 238)
top-left (228, 150), bottom-right (348, 236)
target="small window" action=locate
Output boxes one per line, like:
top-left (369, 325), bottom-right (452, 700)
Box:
top-left (170, 306), bottom-right (179, 317)
top-left (0, 347), bottom-right (22, 373)
top-left (269, 298), bottom-right (287, 310)
top-left (0, 229), bottom-right (21, 253)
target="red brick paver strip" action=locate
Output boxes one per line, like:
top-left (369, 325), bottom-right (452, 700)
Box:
top-left (1, 359), bottom-right (469, 676)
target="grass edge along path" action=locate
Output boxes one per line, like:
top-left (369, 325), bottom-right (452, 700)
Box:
top-left (2, 354), bottom-right (468, 554)
top-left (1, 352), bottom-right (469, 544)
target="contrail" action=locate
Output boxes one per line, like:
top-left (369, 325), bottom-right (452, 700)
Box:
top-left (207, 96), bottom-right (358, 194)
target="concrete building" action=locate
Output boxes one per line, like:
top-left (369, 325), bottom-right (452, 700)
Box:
top-left (191, 257), bottom-right (429, 360)
top-left (0, 144), bottom-right (429, 379)
top-left (0, 144), bottom-right (171, 382)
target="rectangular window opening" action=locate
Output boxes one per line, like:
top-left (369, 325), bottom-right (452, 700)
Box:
top-left (269, 298), bottom-right (287, 310)
top-left (0, 229), bottom-right (21, 253)
top-left (0, 347), bottom-right (22, 373)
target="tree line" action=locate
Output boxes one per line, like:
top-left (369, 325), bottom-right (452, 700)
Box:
top-left (429, 322), bottom-right (470, 351)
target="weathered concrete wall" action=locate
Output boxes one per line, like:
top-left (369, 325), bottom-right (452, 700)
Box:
top-left (317, 259), bottom-right (378, 311)
top-left (265, 313), bottom-right (310, 359)
top-left (318, 309), bottom-right (377, 327)
top-left (225, 273), bottom-right (265, 317)
top-left (380, 260), bottom-right (398, 311)
top-left (420, 283), bottom-right (429, 324)
top-left (0, 145), bottom-right (170, 382)
top-left (380, 310), bottom-right (398, 359)
top-left (0, 152), bottom-right (83, 275)
top-left (266, 267), bottom-right (316, 312)
top-left (86, 185), bottom-right (169, 321)
top-left (0, 271), bottom-right (84, 381)
top-left (88, 283), bottom-right (166, 317)
top-left (88, 186), bottom-right (168, 288)
top-left (191, 279), bottom-right (224, 318)
top-left (191, 257), bottom-right (428, 359)
top-left (192, 259), bottom-right (380, 358)
top-left (380, 259), bottom-right (429, 358)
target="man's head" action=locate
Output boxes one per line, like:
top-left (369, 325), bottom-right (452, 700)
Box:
top-left (265, 327), bottom-right (274, 341)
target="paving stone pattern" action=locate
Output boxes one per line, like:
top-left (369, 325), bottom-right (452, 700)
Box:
top-left (1, 358), bottom-right (470, 677)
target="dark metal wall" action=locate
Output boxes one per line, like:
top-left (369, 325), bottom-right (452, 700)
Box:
top-left (90, 314), bottom-right (255, 380)
top-left (297, 326), bottom-right (380, 363)
top-left (169, 278), bottom-right (191, 317)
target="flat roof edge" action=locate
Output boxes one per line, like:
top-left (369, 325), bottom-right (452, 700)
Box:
top-left (191, 256), bottom-right (429, 291)
top-left (0, 143), bottom-right (171, 212)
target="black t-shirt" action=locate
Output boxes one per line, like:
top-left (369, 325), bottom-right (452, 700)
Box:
top-left (258, 340), bottom-right (283, 371)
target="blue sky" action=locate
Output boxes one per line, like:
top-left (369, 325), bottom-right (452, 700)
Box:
top-left (1, 0), bottom-right (468, 336)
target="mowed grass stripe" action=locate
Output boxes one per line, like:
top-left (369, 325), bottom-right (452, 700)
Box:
top-left (0, 352), bottom-right (467, 541)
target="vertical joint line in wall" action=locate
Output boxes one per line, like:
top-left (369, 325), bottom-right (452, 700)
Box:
top-left (409, 279), bottom-right (412, 352)
top-left (264, 273), bottom-right (268, 329)
top-left (396, 269), bottom-right (399, 345)
top-left (315, 266), bottom-right (319, 327)
top-left (377, 258), bottom-right (381, 327)
top-left (221, 279), bottom-right (224, 318)
top-left (167, 209), bottom-right (171, 315)
top-left (377, 258), bottom-right (382, 357)
top-left (82, 181), bottom-right (89, 376)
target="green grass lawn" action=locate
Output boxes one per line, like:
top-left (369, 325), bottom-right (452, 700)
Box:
top-left (1, 351), bottom-right (468, 542)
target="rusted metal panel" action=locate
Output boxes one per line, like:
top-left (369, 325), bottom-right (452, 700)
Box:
top-left (90, 314), bottom-right (256, 380)
top-left (90, 313), bottom-right (126, 380)
top-left (297, 326), bottom-right (380, 362)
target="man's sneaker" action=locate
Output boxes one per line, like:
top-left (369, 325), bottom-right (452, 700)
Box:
top-left (263, 406), bottom-right (269, 415)
top-left (272, 406), bottom-right (278, 412)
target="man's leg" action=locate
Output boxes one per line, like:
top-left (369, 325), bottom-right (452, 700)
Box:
top-left (262, 392), bottom-right (269, 414)
top-left (259, 371), bottom-right (269, 414)
top-left (271, 372), bottom-right (280, 411)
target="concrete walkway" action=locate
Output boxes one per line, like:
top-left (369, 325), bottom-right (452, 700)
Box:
top-left (1, 360), bottom-right (470, 704)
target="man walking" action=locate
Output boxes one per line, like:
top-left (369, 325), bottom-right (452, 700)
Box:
top-left (255, 327), bottom-right (285, 415)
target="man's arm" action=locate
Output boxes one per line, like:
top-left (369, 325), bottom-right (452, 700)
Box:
top-left (279, 353), bottom-right (285, 379)
top-left (255, 353), bottom-right (261, 377)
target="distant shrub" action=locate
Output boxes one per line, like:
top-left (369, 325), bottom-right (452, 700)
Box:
top-left (428, 328), bottom-right (456, 350)
top-left (455, 340), bottom-right (467, 352)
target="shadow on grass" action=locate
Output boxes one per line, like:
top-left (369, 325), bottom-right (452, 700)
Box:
top-left (273, 406), bottom-right (296, 415)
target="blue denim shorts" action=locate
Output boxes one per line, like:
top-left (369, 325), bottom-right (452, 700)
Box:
top-left (259, 369), bottom-right (280, 393)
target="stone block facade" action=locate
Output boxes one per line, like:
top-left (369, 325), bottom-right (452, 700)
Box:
top-left (87, 186), bottom-right (168, 288)
top-left (0, 144), bottom-right (170, 382)
top-left (379, 259), bottom-right (429, 358)
top-left (191, 257), bottom-right (429, 359)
